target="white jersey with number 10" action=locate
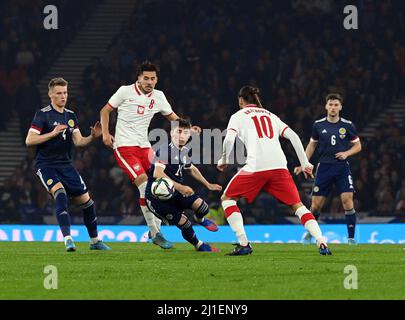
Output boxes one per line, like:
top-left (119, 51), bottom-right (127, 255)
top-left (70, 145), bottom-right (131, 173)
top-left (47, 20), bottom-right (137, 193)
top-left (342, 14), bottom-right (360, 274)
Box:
top-left (226, 105), bottom-right (290, 172)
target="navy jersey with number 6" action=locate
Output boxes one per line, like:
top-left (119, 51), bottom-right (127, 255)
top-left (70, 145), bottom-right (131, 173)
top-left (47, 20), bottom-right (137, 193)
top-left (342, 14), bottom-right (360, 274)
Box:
top-left (29, 105), bottom-right (79, 168)
top-left (310, 117), bottom-right (360, 196)
top-left (311, 117), bottom-right (359, 164)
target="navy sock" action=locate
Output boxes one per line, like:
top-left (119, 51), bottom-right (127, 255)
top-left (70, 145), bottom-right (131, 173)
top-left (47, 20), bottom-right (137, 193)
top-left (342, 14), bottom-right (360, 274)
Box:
top-left (54, 189), bottom-right (71, 237)
top-left (178, 219), bottom-right (199, 246)
top-left (345, 209), bottom-right (356, 239)
top-left (80, 199), bottom-right (98, 239)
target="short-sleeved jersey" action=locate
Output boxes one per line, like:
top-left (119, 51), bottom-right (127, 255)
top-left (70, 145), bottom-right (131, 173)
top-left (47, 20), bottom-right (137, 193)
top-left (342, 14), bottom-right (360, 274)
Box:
top-left (148, 142), bottom-right (192, 184)
top-left (29, 105), bottom-right (80, 168)
top-left (108, 82), bottom-right (174, 148)
top-left (310, 117), bottom-right (360, 164)
top-left (226, 105), bottom-right (290, 172)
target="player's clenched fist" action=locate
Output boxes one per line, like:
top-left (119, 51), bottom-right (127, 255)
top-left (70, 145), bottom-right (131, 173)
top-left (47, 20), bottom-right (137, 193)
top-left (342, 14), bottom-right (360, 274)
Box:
top-left (102, 132), bottom-right (115, 148)
top-left (51, 124), bottom-right (68, 137)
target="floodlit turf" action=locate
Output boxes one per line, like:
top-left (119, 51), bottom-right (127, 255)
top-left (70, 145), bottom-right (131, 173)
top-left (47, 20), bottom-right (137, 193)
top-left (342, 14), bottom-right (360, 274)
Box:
top-left (0, 242), bottom-right (404, 300)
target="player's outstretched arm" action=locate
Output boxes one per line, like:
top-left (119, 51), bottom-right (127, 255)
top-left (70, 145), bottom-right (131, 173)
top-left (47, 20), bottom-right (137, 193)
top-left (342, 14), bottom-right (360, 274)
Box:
top-left (294, 140), bottom-right (317, 176)
top-left (100, 104), bottom-right (115, 148)
top-left (153, 164), bottom-right (194, 196)
top-left (188, 164), bottom-right (222, 191)
top-left (283, 128), bottom-right (314, 179)
top-left (72, 121), bottom-right (101, 148)
top-left (217, 129), bottom-right (237, 172)
top-left (25, 124), bottom-right (67, 147)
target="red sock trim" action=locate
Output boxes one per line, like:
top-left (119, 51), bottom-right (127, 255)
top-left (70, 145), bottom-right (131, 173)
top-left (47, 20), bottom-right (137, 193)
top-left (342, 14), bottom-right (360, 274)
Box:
top-left (224, 205), bottom-right (241, 218)
top-left (300, 213), bottom-right (315, 225)
top-left (139, 198), bottom-right (146, 206)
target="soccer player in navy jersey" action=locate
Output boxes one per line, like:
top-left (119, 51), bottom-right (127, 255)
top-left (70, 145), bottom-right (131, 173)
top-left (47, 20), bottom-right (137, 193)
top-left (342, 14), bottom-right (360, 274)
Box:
top-left (145, 119), bottom-right (222, 252)
top-left (295, 93), bottom-right (362, 244)
top-left (25, 78), bottom-right (111, 252)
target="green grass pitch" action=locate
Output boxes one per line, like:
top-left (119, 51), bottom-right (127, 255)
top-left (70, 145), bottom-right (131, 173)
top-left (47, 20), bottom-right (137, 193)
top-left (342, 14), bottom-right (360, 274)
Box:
top-left (0, 242), bottom-right (404, 300)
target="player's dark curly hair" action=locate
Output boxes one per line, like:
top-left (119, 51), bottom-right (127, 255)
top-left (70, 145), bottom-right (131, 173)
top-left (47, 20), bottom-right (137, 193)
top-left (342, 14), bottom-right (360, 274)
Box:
top-left (137, 60), bottom-right (160, 77)
top-left (325, 93), bottom-right (343, 104)
top-left (238, 85), bottom-right (264, 108)
top-left (171, 118), bottom-right (192, 129)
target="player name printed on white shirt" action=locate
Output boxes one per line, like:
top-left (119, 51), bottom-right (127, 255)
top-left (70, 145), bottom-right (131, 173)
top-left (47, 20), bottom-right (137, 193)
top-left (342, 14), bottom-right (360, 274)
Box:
top-left (108, 82), bottom-right (173, 148)
top-left (227, 106), bottom-right (290, 172)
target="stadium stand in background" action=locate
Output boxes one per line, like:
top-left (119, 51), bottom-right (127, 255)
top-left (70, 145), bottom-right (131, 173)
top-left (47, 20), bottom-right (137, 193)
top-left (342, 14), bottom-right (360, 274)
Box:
top-left (1, 0), bottom-right (405, 225)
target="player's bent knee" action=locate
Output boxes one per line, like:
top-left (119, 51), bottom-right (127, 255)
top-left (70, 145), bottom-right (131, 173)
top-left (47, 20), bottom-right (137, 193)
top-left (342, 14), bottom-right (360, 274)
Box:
top-left (134, 174), bottom-right (148, 187)
top-left (73, 192), bottom-right (90, 206)
top-left (290, 202), bottom-right (303, 212)
top-left (53, 187), bottom-right (66, 199)
top-left (196, 200), bottom-right (209, 216)
top-left (221, 194), bottom-right (235, 202)
top-left (77, 198), bottom-right (94, 210)
top-left (177, 216), bottom-right (191, 229)
top-left (50, 183), bottom-right (64, 196)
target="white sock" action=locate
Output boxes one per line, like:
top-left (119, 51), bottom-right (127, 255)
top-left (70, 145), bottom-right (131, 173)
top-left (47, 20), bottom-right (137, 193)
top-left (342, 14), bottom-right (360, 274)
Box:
top-left (154, 216), bottom-right (162, 230)
top-left (64, 235), bottom-right (72, 244)
top-left (222, 200), bottom-right (248, 246)
top-left (138, 181), bottom-right (159, 238)
top-left (295, 206), bottom-right (325, 245)
top-left (90, 237), bottom-right (99, 244)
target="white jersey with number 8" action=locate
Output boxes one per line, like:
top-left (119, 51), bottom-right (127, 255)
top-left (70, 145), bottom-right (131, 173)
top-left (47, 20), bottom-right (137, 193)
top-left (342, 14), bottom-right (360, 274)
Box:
top-left (226, 105), bottom-right (290, 172)
top-left (108, 82), bottom-right (173, 148)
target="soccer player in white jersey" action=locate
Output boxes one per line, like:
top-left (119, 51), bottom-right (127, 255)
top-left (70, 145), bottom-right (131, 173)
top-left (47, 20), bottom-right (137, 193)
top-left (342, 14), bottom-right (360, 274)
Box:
top-left (100, 61), bottom-right (199, 249)
top-left (217, 86), bottom-right (331, 256)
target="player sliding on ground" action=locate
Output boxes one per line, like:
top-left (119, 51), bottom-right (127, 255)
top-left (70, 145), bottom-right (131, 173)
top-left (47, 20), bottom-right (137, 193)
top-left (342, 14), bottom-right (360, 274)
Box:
top-left (100, 61), bottom-right (201, 249)
top-left (25, 78), bottom-right (111, 252)
top-left (294, 93), bottom-right (362, 245)
top-left (217, 86), bottom-right (332, 256)
top-left (145, 119), bottom-right (222, 252)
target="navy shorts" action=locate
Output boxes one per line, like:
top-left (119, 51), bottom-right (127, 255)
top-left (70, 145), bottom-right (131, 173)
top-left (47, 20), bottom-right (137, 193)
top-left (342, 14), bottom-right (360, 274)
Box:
top-left (145, 182), bottom-right (199, 225)
top-left (312, 162), bottom-right (354, 197)
top-left (36, 165), bottom-right (88, 197)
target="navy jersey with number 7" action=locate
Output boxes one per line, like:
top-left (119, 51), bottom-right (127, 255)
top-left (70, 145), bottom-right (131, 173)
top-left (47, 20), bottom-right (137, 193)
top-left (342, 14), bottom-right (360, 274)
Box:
top-left (29, 105), bottom-right (79, 168)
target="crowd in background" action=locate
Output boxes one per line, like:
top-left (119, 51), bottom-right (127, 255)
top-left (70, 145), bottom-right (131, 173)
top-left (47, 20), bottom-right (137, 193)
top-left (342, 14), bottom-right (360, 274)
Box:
top-left (1, 0), bottom-right (405, 224)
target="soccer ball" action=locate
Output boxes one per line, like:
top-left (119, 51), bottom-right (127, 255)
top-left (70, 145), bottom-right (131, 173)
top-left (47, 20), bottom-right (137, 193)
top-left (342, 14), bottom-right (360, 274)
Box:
top-left (151, 177), bottom-right (175, 201)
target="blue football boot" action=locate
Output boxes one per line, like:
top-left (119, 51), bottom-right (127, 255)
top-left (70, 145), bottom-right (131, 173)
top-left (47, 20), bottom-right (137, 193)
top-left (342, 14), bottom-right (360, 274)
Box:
top-left (90, 240), bottom-right (111, 250)
top-left (226, 243), bottom-right (253, 256)
top-left (152, 232), bottom-right (173, 249)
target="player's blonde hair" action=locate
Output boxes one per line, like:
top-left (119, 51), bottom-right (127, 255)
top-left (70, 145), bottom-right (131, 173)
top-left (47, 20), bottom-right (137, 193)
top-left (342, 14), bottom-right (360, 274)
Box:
top-left (48, 77), bottom-right (68, 90)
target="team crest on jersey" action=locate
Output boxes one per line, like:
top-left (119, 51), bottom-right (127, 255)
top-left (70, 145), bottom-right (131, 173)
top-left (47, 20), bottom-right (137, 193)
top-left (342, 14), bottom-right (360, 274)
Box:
top-left (313, 186), bottom-right (319, 193)
top-left (339, 128), bottom-right (346, 139)
top-left (137, 105), bottom-right (145, 115)
top-left (68, 119), bottom-right (75, 128)
top-left (134, 164), bottom-right (141, 172)
top-left (47, 179), bottom-right (53, 186)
